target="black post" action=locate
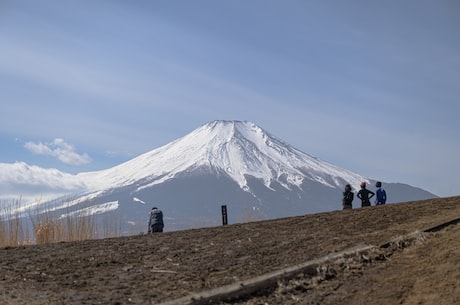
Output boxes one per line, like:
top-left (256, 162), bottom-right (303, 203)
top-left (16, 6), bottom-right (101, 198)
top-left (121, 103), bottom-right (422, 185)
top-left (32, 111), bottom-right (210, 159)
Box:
top-left (221, 204), bottom-right (228, 226)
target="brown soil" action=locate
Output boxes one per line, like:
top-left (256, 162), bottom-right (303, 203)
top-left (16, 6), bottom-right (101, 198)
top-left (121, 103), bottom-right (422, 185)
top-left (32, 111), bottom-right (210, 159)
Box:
top-left (1, 197), bottom-right (459, 305)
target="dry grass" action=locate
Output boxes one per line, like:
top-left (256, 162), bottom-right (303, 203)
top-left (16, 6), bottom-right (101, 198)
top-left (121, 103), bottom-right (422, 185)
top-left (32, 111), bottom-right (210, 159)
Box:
top-left (0, 198), bottom-right (122, 247)
top-left (0, 198), bottom-right (32, 246)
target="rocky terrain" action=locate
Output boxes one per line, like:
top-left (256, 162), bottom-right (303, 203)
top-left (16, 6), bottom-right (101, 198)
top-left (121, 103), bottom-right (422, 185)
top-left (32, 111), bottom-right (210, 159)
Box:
top-left (1, 196), bottom-right (459, 305)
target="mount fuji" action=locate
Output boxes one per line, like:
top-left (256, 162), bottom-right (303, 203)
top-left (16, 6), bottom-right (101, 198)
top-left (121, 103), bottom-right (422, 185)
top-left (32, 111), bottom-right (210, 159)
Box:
top-left (27, 120), bottom-right (436, 233)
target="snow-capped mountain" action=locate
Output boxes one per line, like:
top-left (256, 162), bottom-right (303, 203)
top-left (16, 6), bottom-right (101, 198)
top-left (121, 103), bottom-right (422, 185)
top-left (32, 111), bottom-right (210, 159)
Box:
top-left (7, 120), bottom-right (437, 233)
top-left (79, 120), bottom-right (366, 194)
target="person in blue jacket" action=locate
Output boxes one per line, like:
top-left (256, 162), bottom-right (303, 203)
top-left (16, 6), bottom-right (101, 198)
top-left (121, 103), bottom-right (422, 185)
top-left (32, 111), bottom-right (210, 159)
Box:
top-left (375, 181), bottom-right (387, 205)
top-left (148, 207), bottom-right (164, 233)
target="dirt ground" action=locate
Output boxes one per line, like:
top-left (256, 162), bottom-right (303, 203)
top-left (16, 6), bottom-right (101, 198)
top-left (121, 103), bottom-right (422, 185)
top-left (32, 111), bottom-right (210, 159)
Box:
top-left (0, 196), bottom-right (459, 305)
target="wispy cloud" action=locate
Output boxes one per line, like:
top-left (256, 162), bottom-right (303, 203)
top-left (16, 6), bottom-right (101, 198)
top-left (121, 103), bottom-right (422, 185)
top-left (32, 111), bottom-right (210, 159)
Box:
top-left (24, 138), bottom-right (91, 165)
top-left (0, 43), bottom-right (128, 102)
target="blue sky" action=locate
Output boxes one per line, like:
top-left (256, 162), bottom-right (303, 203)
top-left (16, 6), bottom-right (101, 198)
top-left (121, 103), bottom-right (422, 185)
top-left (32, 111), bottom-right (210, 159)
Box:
top-left (1, 0), bottom-right (459, 198)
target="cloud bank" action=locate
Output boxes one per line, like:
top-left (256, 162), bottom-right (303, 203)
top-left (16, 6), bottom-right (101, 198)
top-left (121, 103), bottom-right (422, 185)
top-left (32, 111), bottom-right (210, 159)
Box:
top-left (0, 162), bottom-right (88, 202)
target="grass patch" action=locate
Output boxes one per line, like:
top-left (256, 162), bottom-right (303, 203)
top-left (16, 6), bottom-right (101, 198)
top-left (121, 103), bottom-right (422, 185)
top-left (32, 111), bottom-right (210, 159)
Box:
top-left (0, 198), bottom-right (123, 247)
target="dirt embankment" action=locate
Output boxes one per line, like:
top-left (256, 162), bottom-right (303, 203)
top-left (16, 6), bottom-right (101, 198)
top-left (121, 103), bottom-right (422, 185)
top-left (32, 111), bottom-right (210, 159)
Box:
top-left (0, 196), bottom-right (459, 305)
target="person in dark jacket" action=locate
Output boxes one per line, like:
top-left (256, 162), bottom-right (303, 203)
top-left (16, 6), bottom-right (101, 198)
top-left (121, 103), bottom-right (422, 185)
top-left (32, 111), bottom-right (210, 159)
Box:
top-left (375, 181), bottom-right (387, 205)
top-left (148, 207), bottom-right (164, 233)
top-left (342, 184), bottom-right (354, 210)
top-left (357, 182), bottom-right (375, 207)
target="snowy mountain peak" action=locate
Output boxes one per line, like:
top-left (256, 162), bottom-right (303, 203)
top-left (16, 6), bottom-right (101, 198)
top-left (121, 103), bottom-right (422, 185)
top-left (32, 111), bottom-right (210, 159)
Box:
top-left (81, 120), bottom-right (366, 194)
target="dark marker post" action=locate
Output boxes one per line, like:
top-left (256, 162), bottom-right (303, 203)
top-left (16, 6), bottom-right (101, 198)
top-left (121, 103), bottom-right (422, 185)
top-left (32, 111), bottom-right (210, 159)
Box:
top-left (221, 204), bottom-right (228, 226)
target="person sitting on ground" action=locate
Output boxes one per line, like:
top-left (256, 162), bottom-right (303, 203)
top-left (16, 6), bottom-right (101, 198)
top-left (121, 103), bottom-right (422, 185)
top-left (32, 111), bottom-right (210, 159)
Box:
top-left (357, 182), bottom-right (375, 207)
top-left (148, 207), bottom-right (164, 233)
top-left (342, 184), bottom-right (354, 210)
top-left (375, 181), bottom-right (387, 205)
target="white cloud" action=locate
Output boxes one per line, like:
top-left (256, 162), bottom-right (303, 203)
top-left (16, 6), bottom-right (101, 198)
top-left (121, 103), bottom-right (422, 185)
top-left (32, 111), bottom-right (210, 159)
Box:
top-left (24, 138), bottom-right (91, 165)
top-left (0, 162), bottom-right (87, 203)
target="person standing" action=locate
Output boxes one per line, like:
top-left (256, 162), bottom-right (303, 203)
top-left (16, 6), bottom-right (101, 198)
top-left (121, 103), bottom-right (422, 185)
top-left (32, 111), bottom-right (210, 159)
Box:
top-left (342, 184), bottom-right (354, 210)
top-left (357, 182), bottom-right (375, 207)
top-left (148, 207), bottom-right (164, 233)
top-left (375, 181), bottom-right (387, 205)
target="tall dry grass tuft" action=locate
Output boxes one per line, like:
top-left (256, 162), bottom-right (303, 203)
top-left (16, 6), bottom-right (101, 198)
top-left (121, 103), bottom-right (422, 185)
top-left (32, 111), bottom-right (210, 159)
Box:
top-left (0, 198), bottom-right (31, 247)
top-left (31, 203), bottom-right (56, 244)
top-left (31, 199), bottom-right (119, 244)
top-left (0, 197), bottom-right (125, 247)
top-left (100, 212), bottom-right (123, 238)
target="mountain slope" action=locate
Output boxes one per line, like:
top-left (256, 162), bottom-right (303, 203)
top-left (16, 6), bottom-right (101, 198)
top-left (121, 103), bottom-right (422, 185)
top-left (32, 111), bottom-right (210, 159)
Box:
top-left (36, 120), bottom-right (437, 232)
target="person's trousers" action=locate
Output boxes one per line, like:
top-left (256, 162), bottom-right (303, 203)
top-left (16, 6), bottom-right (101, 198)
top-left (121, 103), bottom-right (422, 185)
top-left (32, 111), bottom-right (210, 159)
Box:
top-left (150, 224), bottom-right (164, 233)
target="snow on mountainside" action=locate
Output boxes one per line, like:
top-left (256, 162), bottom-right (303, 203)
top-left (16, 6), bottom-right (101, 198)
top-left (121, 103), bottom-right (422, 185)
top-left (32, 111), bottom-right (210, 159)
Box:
top-left (79, 120), bottom-right (366, 195)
